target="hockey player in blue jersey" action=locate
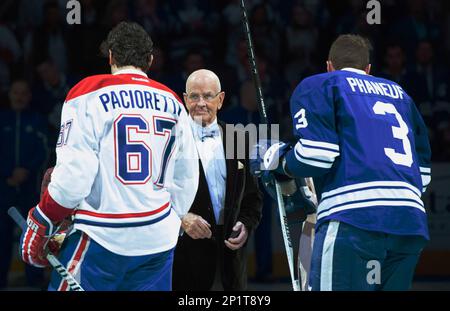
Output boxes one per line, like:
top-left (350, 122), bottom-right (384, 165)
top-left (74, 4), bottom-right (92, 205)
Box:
top-left (253, 34), bottom-right (431, 290)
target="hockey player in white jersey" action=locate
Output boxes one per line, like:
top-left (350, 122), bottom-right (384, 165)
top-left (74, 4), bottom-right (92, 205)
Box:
top-left (19, 22), bottom-right (199, 291)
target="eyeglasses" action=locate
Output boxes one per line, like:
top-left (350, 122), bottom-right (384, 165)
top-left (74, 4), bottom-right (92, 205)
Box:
top-left (184, 92), bottom-right (221, 102)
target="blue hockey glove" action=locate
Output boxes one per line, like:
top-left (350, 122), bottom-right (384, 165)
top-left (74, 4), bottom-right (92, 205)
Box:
top-left (250, 139), bottom-right (292, 178)
top-left (261, 177), bottom-right (317, 223)
top-left (283, 178), bottom-right (317, 223)
top-left (250, 140), bottom-right (316, 222)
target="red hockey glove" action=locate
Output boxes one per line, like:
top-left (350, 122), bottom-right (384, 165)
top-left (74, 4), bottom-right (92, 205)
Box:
top-left (20, 206), bottom-right (57, 267)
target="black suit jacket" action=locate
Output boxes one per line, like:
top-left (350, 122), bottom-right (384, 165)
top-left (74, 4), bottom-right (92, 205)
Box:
top-left (172, 121), bottom-right (263, 291)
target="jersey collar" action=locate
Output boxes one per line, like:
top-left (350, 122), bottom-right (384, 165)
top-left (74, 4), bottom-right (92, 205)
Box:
top-left (113, 68), bottom-right (148, 77)
top-left (341, 67), bottom-right (367, 75)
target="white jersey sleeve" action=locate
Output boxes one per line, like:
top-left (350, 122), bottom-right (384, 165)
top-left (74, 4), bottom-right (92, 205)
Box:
top-left (48, 91), bottom-right (100, 208)
top-left (164, 107), bottom-right (199, 219)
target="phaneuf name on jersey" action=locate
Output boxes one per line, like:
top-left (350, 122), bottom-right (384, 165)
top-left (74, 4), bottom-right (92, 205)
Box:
top-left (99, 89), bottom-right (182, 116)
top-left (346, 77), bottom-right (405, 100)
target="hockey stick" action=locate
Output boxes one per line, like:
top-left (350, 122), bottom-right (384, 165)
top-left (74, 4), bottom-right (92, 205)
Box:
top-left (239, 0), bottom-right (301, 291)
top-left (8, 206), bottom-right (84, 291)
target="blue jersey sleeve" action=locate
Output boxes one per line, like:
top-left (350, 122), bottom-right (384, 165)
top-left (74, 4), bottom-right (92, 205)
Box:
top-left (285, 77), bottom-right (340, 177)
top-left (410, 101), bottom-right (431, 192)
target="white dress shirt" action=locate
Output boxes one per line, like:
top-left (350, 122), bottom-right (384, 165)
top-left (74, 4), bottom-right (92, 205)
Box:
top-left (190, 117), bottom-right (227, 225)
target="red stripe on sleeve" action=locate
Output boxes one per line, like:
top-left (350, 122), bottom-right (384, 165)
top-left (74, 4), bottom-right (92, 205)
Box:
top-left (39, 189), bottom-right (73, 222)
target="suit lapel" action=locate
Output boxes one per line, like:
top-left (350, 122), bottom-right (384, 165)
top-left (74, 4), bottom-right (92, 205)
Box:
top-left (219, 121), bottom-right (237, 212)
top-left (192, 146), bottom-right (216, 225)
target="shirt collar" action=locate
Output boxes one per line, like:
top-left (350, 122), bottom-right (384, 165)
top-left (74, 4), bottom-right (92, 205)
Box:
top-left (189, 117), bottom-right (218, 131)
top-left (341, 67), bottom-right (367, 75)
top-left (189, 117), bottom-right (220, 141)
top-left (112, 68), bottom-right (148, 77)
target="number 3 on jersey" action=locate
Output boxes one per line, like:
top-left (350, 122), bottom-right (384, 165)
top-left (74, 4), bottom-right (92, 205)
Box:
top-left (372, 101), bottom-right (413, 167)
top-left (114, 114), bottom-right (176, 185)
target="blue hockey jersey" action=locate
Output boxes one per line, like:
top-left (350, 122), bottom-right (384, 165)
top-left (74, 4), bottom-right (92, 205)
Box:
top-left (285, 68), bottom-right (431, 239)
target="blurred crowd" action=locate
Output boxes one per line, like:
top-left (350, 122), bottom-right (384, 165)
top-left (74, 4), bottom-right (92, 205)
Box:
top-left (0, 0), bottom-right (450, 289)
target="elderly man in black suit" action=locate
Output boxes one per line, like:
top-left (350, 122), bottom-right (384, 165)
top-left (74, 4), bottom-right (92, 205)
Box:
top-left (172, 69), bottom-right (263, 291)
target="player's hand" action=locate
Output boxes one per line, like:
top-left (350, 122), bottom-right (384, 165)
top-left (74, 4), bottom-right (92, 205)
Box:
top-left (250, 139), bottom-right (274, 177)
top-left (250, 140), bottom-right (290, 177)
top-left (46, 216), bottom-right (72, 256)
top-left (181, 212), bottom-right (212, 239)
top-left (20, 206), bottom-right (57, 267)
top-left (40, 167), bottom-right (54, 199)
top-left (225, 221), bottom-right (248, 250)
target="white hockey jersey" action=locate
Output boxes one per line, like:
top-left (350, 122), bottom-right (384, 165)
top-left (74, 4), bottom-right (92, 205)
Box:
top-left (47, 68), bottom-right (199, 256)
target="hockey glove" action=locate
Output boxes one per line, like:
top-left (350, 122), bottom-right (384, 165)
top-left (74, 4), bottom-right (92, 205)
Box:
top-left (261, 176), bottom-right (317, 223)
top-left (283, 178), bottom-right (317, 223)
top-left (20, 206), bottom-right (69, 268)
top-left (250, 139), bottom-right (292, 178)
top-left (251, 140), bottom-right (316, 222)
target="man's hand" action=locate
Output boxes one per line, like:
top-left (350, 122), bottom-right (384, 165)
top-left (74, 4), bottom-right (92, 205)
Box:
top-left (40, 167), bottom-right (54, 199)
top-left (224, 221), bottom-right (248, 250)
top-left (181, 212), bottom-right (212, 239)
top-left (20, 206), bottom-right (56, 267)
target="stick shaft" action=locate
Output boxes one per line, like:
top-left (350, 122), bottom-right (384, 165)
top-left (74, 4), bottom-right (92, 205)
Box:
top-left (7, 206), bottom-right (26, 230)
top-left (239, 0), bottom-right (268, 123)
top-left (240, 0), bottom-right (299, 291)
top-left (274, 183), bottom-right (300, 291)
